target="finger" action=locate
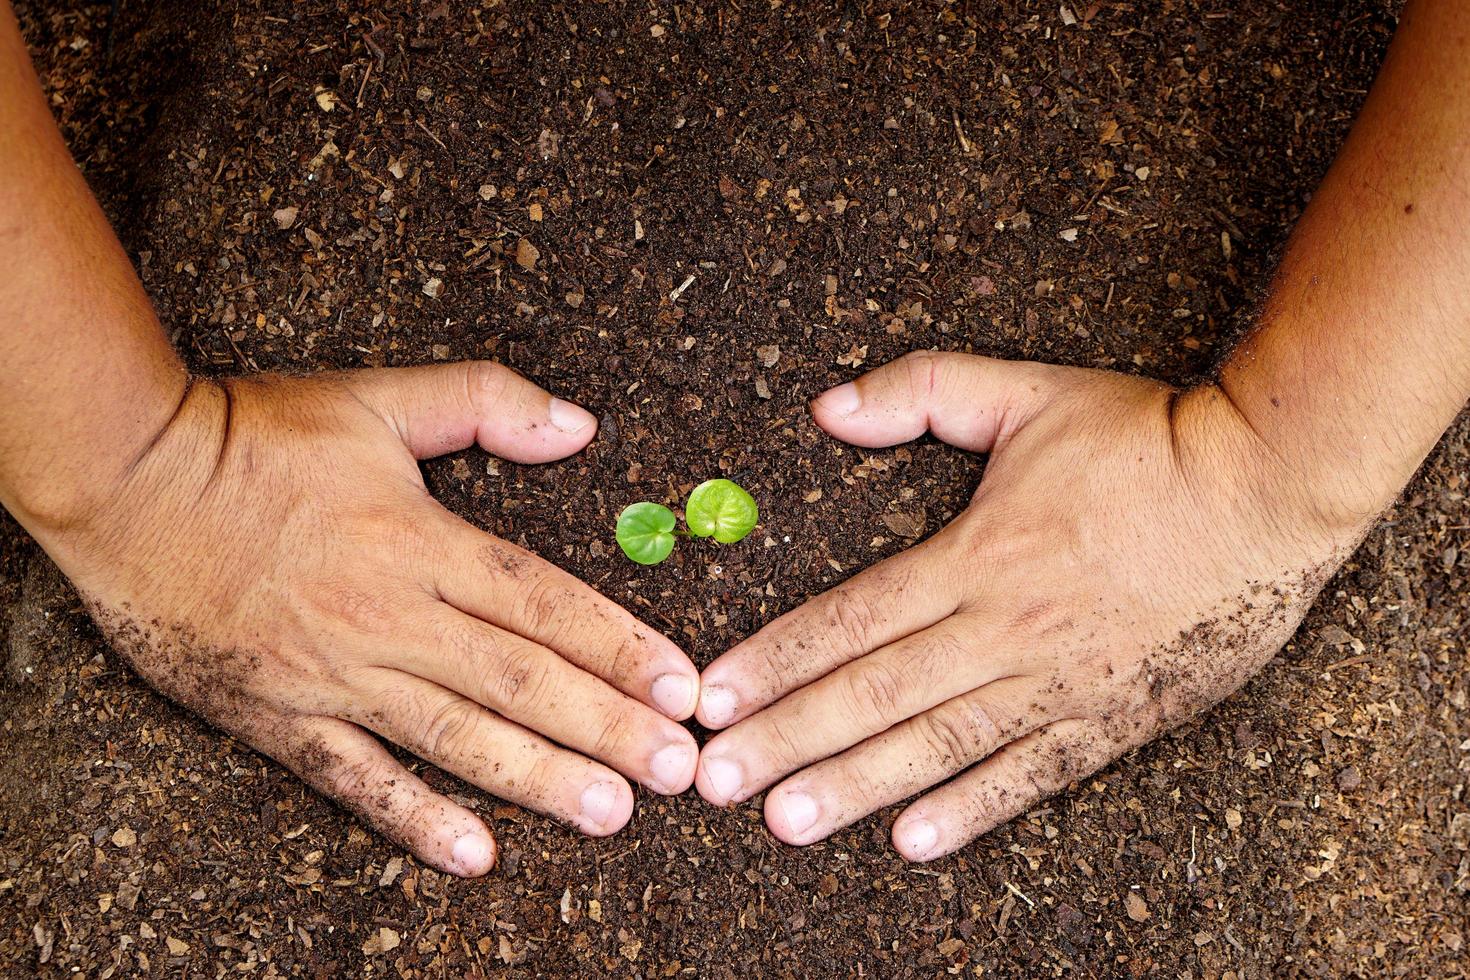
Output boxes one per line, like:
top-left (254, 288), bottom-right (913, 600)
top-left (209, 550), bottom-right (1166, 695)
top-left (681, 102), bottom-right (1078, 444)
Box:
top-left (267, 713), bottom-right (498, 877)
top-left (696, 615), bottom-right (1014, 806)
top-left (436, 517), bottom-right (699, 720)
top-left (399, 606), bottom-right (698, 795)
top-left (760, 677), bottom-right (1047, 845)
top-left (697, 539), bottom-right (960, 730)
top-left (352, 674), bottom-right (635, 836)
top-left (890, 718), bottom-right (1115, 862)
top-left (347, 360), bottom-right (598, 463)
top-left (809, 350), bottom-right (1061, 451)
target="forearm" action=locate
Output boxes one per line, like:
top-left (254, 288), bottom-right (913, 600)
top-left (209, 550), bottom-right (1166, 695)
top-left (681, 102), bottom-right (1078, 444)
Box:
top-left (0, 0), bottom-right (186, 534)
top-left (1218, 0), bottom-right (1470, 530)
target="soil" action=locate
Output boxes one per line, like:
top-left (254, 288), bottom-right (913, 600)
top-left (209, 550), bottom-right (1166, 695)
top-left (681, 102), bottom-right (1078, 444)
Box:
top-left (3, 0), bottom-right (1468, 976)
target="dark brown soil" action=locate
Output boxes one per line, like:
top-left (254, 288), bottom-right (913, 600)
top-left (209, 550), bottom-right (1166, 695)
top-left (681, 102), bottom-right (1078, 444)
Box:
top-left (4, 0), bottom-right (1467, 976)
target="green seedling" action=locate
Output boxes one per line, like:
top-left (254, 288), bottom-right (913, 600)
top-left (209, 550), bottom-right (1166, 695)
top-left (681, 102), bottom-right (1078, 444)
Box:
top-left (685, 478), bottom-right (760, 543)
top-left (615, 501), bottom-right (678, 566)
top-left (616, 479), bottom-right (759, 565)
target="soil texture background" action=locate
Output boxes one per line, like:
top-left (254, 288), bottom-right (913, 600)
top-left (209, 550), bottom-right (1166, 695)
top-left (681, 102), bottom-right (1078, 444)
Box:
top-left (2, 0), bottom-right (1468, 976)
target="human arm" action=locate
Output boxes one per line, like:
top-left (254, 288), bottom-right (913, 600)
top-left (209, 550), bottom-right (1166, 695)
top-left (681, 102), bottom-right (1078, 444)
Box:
top-left (693, 0), bottom-right (1470, 860)
top-left (0, 0), bottom-right (700, 876)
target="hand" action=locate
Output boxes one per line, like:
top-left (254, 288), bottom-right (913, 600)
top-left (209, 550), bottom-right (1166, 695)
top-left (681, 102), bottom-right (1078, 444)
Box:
top-left (693, 351), bottom-right (1364, 861)
top-left (39, 362), bottom-right (700, 876)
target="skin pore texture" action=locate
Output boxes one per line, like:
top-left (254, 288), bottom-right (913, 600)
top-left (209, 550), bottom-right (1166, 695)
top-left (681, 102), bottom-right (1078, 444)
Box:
top-left (0, 0), bottom-right (1467, 878)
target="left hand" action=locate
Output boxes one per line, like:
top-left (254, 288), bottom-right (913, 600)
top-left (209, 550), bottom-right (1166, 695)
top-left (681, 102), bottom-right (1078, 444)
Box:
top-left (28, 362), bottom-right (700, 876)
top-left (693, 351), bottom-right (1366, 861)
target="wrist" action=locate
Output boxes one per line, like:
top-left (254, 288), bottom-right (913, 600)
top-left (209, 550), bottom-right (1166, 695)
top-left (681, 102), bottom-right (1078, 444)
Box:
top-left (1175, 382), bottom-right (1391, 554)
top-left (2, 365), bottom-right (194, 544)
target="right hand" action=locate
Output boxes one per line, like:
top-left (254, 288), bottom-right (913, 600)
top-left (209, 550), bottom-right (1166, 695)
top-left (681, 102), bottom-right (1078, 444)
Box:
top-left (693, 352), bottom-right (1356, 860)
top-left (31, 361), bottom-right (699, 876)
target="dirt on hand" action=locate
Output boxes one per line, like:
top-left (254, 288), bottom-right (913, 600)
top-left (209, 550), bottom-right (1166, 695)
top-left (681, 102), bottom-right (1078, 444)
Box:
top-left (3, 0), bottom-right (1467, 976)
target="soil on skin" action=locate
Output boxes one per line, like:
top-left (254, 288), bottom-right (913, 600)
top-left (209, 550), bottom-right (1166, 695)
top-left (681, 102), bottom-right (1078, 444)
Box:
top-left (3, 0), bottom-right (1467, 976)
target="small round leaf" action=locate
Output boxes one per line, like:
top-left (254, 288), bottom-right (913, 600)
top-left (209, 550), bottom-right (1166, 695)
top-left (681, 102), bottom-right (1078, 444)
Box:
top-left (615, 502), bottom-right (677, 565)
top-left (685, 479), bottom-right (759, 544)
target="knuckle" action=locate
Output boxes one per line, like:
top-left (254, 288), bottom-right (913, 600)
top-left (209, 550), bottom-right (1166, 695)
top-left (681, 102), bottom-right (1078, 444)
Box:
top-left (946, 528), bottom-right (1009, 596)
top-left (760, 718), bottom-right (807, 773)
top-left (317, 583), bottom-right (396, 634)
top-left (903, 629), bottom-right (967, 677)
top-left (954, 511), bottom-right (1009, 564)
top-left (600, 633), bottom-right (640, 686)
top-left (376, 512), bottom-right (438, 570)
top-left (326, 754), bottom-right (393, 803)
top-left (436, 617), bottom-right (481, 666)
top-left (463, 360), bottom-right (512, 408)
top-left (588, 706), bottom-right (632, 762)
top-left (751, 640), bottom-right (799, 695)
top-left (919, 700), bottom-right (998, 767)
top-left (828, 588), bottom-right (883, 652)
top-left (901, 349), bottom-right (940, 399)
top-left (516, 753), bottom-right (560, 810)
top-left (843, 659), bottom-right (908, 720)
top-left (485, 642), bottom-right (550, 714)
top-left (514, 577), bottom-right (564, 638)
top-left (420, 697), bottom-right (479, 760)
top-left (917, 712), bottom-right (973, 767)
top-left (835, 759), bottom-right (886, 807)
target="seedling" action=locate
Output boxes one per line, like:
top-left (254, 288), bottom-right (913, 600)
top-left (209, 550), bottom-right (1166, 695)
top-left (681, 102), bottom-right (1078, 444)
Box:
top-left (615, 501), bottom-right (678, 566)
top-left (616, 479), bottom-right (759, 565)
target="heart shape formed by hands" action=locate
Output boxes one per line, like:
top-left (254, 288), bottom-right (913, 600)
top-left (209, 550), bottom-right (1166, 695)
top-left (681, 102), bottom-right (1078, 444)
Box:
top-left (37, 349), bottom-right (1364, 878)
top-left (6, 0), bottom-right (1460, 882)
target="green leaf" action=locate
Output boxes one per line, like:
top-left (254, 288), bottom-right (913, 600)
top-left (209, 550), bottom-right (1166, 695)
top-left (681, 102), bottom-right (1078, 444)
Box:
top-left (685, 479), bottom-right (759, 544)
top-left (615, 502), bottom-right (677, 565)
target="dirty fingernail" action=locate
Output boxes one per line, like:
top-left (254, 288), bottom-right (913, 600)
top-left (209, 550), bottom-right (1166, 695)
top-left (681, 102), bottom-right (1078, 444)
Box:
top-left (549, 397), bottom-right (595, 433)
top-left (451, 832), bottom-right (495, 875)
top-left (814, 382), bottom-right (861, 417)
top-left (650, 673), bottom-right (695, 718)
top-left (579, 780), bottom-right (619, 830)
top-left (776, 790), bottom-right (819, 838)
top-left (700, 684), bottom-right (738, 727)
top-left (649, 743), bottom-right (693, 794)
top-left (701, 756), bottom-right (744, 804)
top-left (896, 818), bottom-right (939, 860)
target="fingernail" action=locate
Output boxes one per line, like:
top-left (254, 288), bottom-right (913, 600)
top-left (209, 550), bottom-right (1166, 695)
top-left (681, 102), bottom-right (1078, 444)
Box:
top-left (776, 790), bottom-right (819, 838)
top-left (549, 397), bottom-right (595, 433)
top-left (650, 673), bottom-right (694, 718)
top-left (897, 818), bottom-right (939, 860)
top-left (700, 684), bottom-right (739, 728)
top-left (649, 743), bottom-right (693, 794)
top-left (701, 756), bottom-right (744, 804)
top-left (579, 780), bottom-right (619, 830)
top-left (451, 832), bottom-right (495, 875)
top-left (814, 381), bottom-right (861, 417)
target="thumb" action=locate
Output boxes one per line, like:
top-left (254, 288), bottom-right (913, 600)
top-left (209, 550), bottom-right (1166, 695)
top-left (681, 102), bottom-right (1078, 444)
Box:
top-left (348, 360), bottom-right (598, 463)
top-left (809, 350), bottom-right (1058, 452)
